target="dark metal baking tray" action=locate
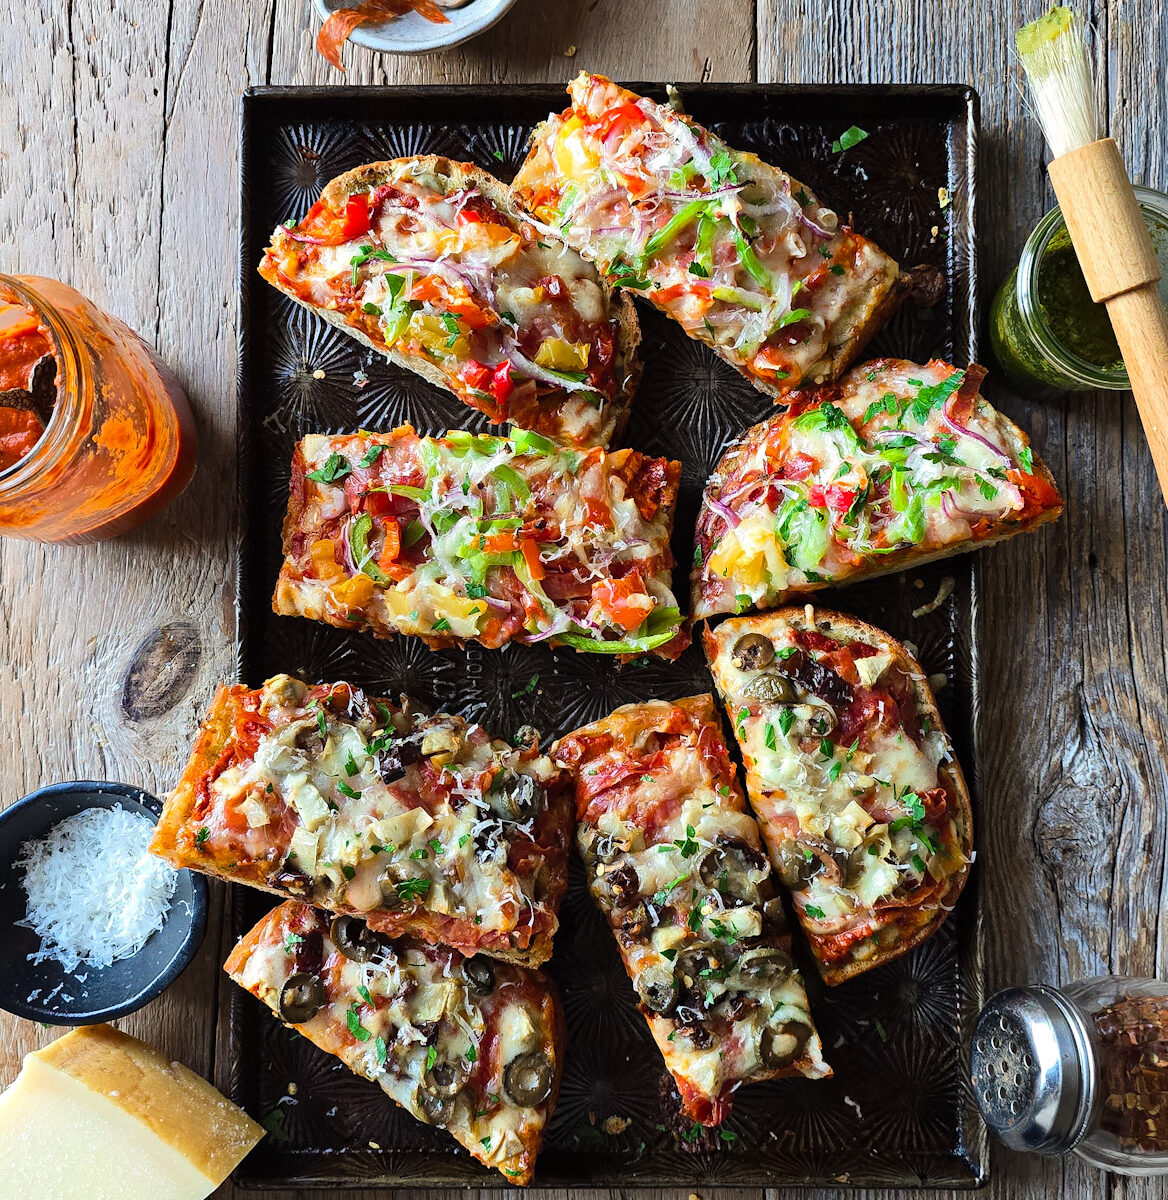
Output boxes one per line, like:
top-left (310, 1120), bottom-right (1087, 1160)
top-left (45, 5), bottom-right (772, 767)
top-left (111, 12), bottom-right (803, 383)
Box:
top-left (229, 82), bottom-right (984, 1189)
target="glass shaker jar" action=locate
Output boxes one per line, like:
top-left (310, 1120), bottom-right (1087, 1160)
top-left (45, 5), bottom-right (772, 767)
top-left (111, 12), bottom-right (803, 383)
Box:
top-left (988, 186), bottom-right (1168, 395)
top-left (971, 977), bottom-right (1168, 1174)
top-left (0, 274), bottom-right (197, 543)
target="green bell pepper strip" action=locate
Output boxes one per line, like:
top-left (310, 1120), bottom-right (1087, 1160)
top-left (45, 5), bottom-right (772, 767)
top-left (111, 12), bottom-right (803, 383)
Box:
top-left (731, 227), bottom-right (772, 289)
top-left (509, 428), bottom-right (558, 456)
top-left (643, 199), bottom-right (717, 258)
top-left (554, 606), bottom-right (684, 654)
top-left (491, 463), bottom-right (531, 503)
top-left (349, 514), bottom-right (390, 585)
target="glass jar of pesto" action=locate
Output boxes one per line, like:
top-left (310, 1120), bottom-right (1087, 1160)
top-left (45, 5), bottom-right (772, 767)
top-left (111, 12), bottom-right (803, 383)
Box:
top-left (989, 186), bottom-right (1168, 393)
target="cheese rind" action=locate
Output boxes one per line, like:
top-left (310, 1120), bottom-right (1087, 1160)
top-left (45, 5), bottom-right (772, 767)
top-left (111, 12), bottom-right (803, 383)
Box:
top-left (0, 1025), bottom-right (262, 1200)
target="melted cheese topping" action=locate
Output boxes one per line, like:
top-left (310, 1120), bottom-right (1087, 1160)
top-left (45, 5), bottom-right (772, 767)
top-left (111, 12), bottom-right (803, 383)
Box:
top-left (707, 614), bottom-right (970, 968)
top-left (229, 902), bottom-right (556, 1182)
top-left (200, 675), bottom-right (567, 961)
top-left (695, 359), bottom-right (1057, 618)
top-left (511, 73), bottom-right (900, 391)
top-left (262, 160), bottom-right (628, 449)
top-left (556, 698), bottom-right (828, 1122)
top-left (278, 427), bottom-right (686, 659)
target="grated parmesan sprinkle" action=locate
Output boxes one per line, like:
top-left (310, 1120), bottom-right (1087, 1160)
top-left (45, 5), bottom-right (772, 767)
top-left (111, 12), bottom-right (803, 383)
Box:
top-left (17, 805), bottom-right (178, 973)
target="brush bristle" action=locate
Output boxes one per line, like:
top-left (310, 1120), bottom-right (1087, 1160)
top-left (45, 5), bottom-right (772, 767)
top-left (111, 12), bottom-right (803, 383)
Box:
top-left (1015, 5), bottom-right (1099, 157)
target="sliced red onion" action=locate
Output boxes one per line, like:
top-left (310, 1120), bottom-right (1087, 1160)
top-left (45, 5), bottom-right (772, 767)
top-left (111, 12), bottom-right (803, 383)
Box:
top-left (939, 404), bottom-right (1013, 466)
top-left (506, 349), bottom-right (596, 395)
top-left (797, 209), bottom-right (836, 239)
top-left (703, 492), bottom-right (741, 528)
top-left (278, 224), bottom-right (329, 246)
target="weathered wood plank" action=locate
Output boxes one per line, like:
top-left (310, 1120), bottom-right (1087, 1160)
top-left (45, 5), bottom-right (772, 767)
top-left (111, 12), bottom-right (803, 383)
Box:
top-left (757, 4), bottom-right (1168, 1200)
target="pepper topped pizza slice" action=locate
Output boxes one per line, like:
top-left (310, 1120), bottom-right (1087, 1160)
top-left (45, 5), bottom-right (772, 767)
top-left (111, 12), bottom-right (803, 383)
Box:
top-left (511, 74), bottom-right (904, 398)
top-left (693, 358), bottom-right (1064, 618)
top-left (260, 156), bottom-right (640, 449)
top-left (225, 901), bottom-right (562, 1184)
top-left (151, 674), bottom-right (573, 965)
top-left (274, 426), bottom-right (688, 660)
top-left (553, 695), bottom-right (829, 1125)
top-left (704, 609), bottom-right (972, 984)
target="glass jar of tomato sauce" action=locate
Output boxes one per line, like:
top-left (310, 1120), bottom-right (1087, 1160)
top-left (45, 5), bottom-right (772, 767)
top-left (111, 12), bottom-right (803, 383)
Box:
top-left (0, 275), bottom-right (196, 542)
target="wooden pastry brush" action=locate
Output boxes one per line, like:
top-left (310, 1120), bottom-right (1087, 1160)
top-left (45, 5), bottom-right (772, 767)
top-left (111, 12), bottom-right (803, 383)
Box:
top-left (1016, 6), bottom-right (1168, 505)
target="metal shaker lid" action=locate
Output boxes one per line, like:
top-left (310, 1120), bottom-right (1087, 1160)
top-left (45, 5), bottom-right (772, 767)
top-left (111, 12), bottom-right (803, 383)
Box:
top-left (970, 985), bottom-right (1097, 1155)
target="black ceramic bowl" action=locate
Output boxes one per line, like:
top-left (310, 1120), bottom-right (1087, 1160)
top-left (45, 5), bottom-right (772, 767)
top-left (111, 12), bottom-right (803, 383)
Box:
top-left (0, 781), bottom-right (207, 1024)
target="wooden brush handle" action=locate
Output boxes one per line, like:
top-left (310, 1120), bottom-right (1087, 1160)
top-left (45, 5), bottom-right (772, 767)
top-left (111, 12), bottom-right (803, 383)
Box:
top-left (1048, 138), bottom-right (1168, 504)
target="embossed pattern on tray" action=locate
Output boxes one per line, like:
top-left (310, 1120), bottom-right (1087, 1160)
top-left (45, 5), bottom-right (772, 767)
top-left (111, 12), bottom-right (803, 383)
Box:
top-left (232, 84), bottom-right (984, 1189)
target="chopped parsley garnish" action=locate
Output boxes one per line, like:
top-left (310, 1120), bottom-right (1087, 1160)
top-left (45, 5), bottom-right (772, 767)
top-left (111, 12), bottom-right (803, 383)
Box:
top-left (805, 905), bottom-right (826, 919)
top-left (359, 444), bottom-right (385, 469)
top-left (978, 478), bottom-right (1000, 501)
top-left (829, 263), bottom-right (845, 275)
top-left (492, 148), bottom-right (505, 162)
top-left (1019, 446), bottom-right (1034, 474)
top-left (832, 125), bottom-right (869, 153)
top-left (652, 874), bottom-right (689, 905)
top-left (429, 838), bottom-right (443, 855)
top-left (409, 847), bottom-right (428, 860)
top-left (344, 751), bottom-right (360, 777)
top-left (458, 833), bottom-right (471, 848)
top-left (720, 1129), bottom-right (738, 1144)
top-left (707, 148), bottom-right (738, 186)
top-left (777, 707), bottom-right (795, 736)
top-left (311, 701), bottom-right (328, 738)
top-left (395, 877), bottom-right (432, 902)
top-left (828, 761), bottom-right (842, 782)
top-left (431, 617), bottom-right (452, 632)
top-left (346, 1004), bottom-right (371, 1041)
top-left (672, 825), bottom-right (699, 858)
top-left (282, 932), bottom-right (303, 954)
top-left (764, 723), bottom-right (777, 750)
top-left (425, 1045), bottom-right (437, 1072)
top-left (819, 737), bottom-right (834, 758)
top-left (511, 673), bottom-right (539, 699)
top-left (306, 452), bottom-right (352, 484)
top-left (337, 780), bottom-right (362, 800)
top-left (341, 864), bottom-right (356, 880)
top-left (465, 1044), bottom-right (477, 1062)
top-left (735, 706), bottom-right (750, 737)
top-left (195, 826), bottom-right (210, 847)
top-left (374, 1036), bottom-right (388, 1066)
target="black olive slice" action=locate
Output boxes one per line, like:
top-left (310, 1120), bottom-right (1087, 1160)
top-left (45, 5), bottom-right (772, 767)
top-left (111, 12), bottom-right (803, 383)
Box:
top-left (743, 671), bottom-right (796, 704)
top-left (460, 956), bottom-right (496, 997)
top-left (635, 964), bottom-right (679, 1014)
top-left (279, 973), bottom-right (325, 1023)
top-left (488, 770), bottom-right (542, 823)
top-left (733, 946), bottom-right (794, 987)
top-left (698, 838), bottom-right (766, 899)
top-left (329, 914), bottom-right (380, 963)
top-left (760, 1019), bottom-right (812, 1068)
top-left (422, 1057), bottom-right (467, 1098)
top-left (503, 1050), bottom-right (555, 1107)
top-left (731, 633), bottom-right (775, 671)
top-left (417, 1084), bottom-right (458, 1125)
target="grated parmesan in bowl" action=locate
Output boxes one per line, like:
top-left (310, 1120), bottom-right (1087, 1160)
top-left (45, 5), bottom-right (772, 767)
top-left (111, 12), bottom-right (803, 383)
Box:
top-left (16, 805), bottom-right (178, 973)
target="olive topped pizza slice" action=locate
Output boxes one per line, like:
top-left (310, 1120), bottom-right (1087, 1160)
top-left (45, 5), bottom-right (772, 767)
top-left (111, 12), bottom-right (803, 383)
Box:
top-left (693, 358), bottom-right (1064, 618)
top-left (704, 609), bottom-right (973, 984)
top-left (553, 695), bottom-right (829, 1125)
top-left (225, 901), bottom-right (563, 1184)
top-left (150, 674), bottom-right (573, 965)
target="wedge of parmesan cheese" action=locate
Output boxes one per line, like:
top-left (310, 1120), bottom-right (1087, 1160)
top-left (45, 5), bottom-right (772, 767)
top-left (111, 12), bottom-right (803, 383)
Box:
top-left (0, 1025), bottom-right (262, 1199)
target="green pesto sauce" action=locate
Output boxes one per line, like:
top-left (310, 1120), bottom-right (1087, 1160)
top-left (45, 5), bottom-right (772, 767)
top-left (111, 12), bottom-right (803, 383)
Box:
top-left (1035, 227), bottom-right (1123, 371)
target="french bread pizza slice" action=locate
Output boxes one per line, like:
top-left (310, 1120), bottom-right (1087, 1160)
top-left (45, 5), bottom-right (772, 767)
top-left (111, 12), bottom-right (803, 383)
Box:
top-left (554, 696), bottom-right (829, 1126)
top-left (274, 426), bottom-right (688, 659)
top-left (511, 74), bottom-right (904, 398)
top-left (151, 674), bottom-right (572, 966)
top-left (260, 156), bottom-right (640, 449)
top-left (225, 901), bottom-right (562, 1184)
top-left (693, 359), bottom-right (1064, 619)
top-left (704, 608), bottom-right (972, 984)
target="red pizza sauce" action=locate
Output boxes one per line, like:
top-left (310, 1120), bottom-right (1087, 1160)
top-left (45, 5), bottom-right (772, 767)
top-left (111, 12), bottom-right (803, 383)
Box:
top-left (0, 299), bottom-right (54, 471)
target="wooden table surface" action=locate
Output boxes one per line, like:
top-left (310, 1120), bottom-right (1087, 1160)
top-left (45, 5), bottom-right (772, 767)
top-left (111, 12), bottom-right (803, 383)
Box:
top-left (2, 1), bottom-right (1166, 1197)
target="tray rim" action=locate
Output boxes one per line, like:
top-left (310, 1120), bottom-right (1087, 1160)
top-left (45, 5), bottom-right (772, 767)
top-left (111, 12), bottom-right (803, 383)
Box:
top-left (227, 79), bottom-right (987, 1191)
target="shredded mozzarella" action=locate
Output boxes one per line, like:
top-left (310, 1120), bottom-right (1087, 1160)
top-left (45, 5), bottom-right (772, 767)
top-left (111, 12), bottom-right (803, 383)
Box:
top-left (17, 805), bottom-right (178, 972)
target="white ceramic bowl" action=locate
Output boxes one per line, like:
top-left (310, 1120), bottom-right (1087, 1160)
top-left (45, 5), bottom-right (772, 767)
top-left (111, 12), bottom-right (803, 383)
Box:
top-left (312, 0), bottom-right (519, 57)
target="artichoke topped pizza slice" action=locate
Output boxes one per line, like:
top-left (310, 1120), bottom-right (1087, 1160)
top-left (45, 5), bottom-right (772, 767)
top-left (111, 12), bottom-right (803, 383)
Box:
top-left (705, 609), bottom-right (972, 984)
top-left (151, 674), bottom-right (573, 965)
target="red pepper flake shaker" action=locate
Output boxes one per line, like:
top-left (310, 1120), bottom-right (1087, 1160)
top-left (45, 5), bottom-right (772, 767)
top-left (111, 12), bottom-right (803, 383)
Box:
top-left (971, 978), bottom-right (1168, 1174)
